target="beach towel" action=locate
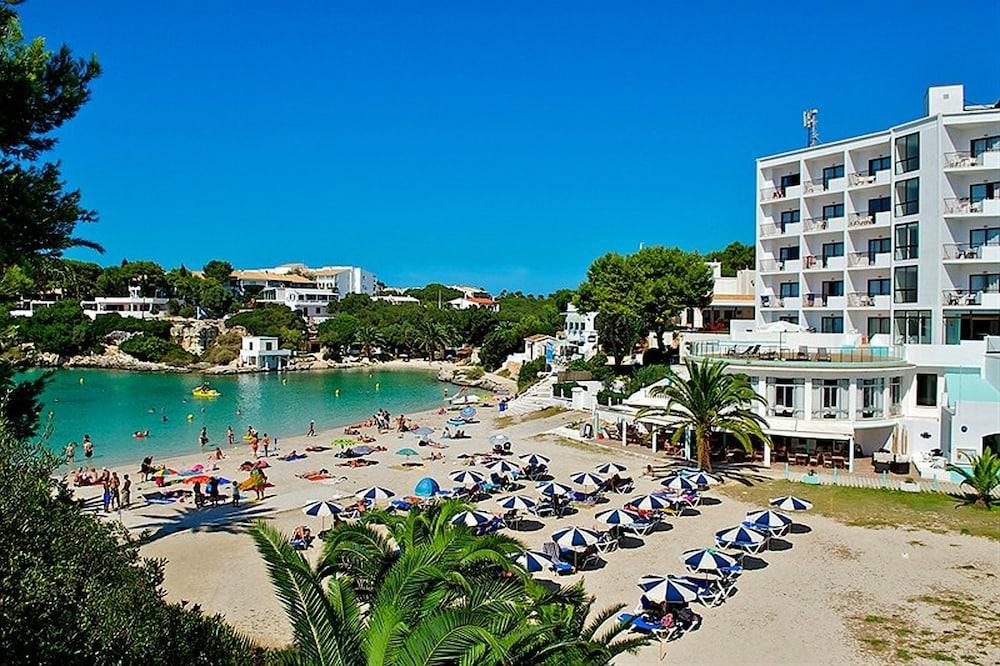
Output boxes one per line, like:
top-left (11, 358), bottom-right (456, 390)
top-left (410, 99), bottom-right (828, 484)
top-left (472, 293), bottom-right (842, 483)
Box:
top-left (279, 454), bottom-right (307, 462)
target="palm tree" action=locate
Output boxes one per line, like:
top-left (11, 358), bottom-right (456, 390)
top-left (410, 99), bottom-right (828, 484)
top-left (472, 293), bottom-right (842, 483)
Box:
top-left (414, 320), bottom-right (453, 361)
top-left (638, 358), bottom-right (769, 471)
top-left (353, 325), bottom-right (384, 360)
top-left (948, 449), bottom-right (1000, 509)
top-left (250, 500), bottom-right (647, 664)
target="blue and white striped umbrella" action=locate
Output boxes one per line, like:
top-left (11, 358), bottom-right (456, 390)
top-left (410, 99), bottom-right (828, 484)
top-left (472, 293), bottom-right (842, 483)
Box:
top-left (515, 550), bottom-right (553, 573)
top-left (519, 453), bottom-right (551, 466)
top-left (769, 495), bottom-right (813, 511)
top-left (496, 495), bottom-right (536, 512)
top-left (680, 548), bottom-right (738, 572)
top-left (486, 459), bottom-right (520, 476)
top-left (660, 475), bottom-right (698, 492)
top-left (460, 406), bottom-right (477, 418)
top-left (637, 575), bottom-right (700, 604)
top-left (745, 509), bottom-right (793, 530)
top-left (301, 500), bottom-right (342, 517)
top-left (570, 471), bottom-right (606, 487)
top-left (552, 526), bottom-right (601, 549)
top-left (411, 427), bottom-right (435, 436)
top-left (628, 494), bottom-right (672, 511)
top-left (680, 470), bottom-right (720, 486)
top-left (594, 462), bottom-right (628, 475)
top-left (450, 470), bottom-right (484, 486)
top-left (536, 481), bottom-right (573, 497)
top-left (595, 508), bottom-right (638, 526)
top-left (451, 510), bottom-right (493, 528)
top-left (715, 525), bottom-right (767, 548)
top-left (356, 486), bottom-right (394, 502)
top-left (489, 432), bottom-right (510, 446)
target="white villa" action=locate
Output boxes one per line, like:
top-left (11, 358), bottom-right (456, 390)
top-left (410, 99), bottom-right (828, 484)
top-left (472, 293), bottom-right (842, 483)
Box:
top-left (563, 303), bottom-right (600, 359)
top-left (239, 335), bottom-right (290, 370)
top-left (677, 262), bottom-right (756, 332)
top-left (256, 286), bottom-right (336, 322)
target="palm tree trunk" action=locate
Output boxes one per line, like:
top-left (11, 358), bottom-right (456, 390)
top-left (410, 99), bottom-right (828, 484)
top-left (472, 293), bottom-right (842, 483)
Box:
top-left (698, 430), bottom-right (712, 472)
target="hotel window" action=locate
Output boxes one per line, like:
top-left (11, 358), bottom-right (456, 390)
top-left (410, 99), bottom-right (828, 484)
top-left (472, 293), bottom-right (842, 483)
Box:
top-left (970, 226), bottom-right (1000, 248)
top-left (895, 132), bottom-right (919, 173)
top-left (894, 266), bottom-right (918, 303)
top-left (969, 273), bottom-right (1000, 294)
top-left (778, 314), bottom-right (799, 324)
top-left (859, 378), bottom-right (885, 418)
top-left (895, 178), bottom-right (919, 216)
top-left (779, 173), bottom-right (800, 195)
top-left (970, 135), bottom-right (1000, 158)
top-left (780, 209), bottom-right (800, 231)
top-left (779, 282), bottom-right (799, 298)
top-left (889, 376), bottom-right (902, 413)
top-left (821, 316), bottom-right (843, 333)
top-left (894, 222), bottom-right (919, 260)
top-left (822, 280), bottom-right (844, 297)
top-left (769, 378), bottom-right (803, 417)
top-left (868, 156), bottom-right (891, 174)
top-left (868, 278), bottom-right (890, 297)
top-left (822, 241), bottom-right (844, 266)
top-left (970, 181), bottom-right (1000, 205)
top-left (916, 373), bottom-right (937, 407)
top-left (868, 196), bottom-right (891, 215)
top-left (779, 245), bottom-right (800, 262)
top-left (822, 164), bottom-right (844, 189)
top-left (813, 379), bottom-right (848, 418)
top-left (868, 237), bottom-right (891, 259)
top-left (822, 203), bottom-right (844, 220)
top-left (894, 310), bottom-right (931, 344)
top-left (868, 316), bottom-right (890, 337)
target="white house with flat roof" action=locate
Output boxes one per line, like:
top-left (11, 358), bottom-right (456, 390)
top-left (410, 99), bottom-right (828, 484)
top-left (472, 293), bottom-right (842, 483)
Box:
top-left (256, 286), bottom-right (336, 321)
top-left (80, 285), bottom-right (170, 320)
top-left (678, 262), bottom-right (756, 332)
top-left (239, 335), bottom-right (290, 370)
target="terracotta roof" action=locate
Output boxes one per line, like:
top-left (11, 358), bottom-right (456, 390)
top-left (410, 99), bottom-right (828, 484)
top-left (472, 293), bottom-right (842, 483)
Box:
top-left (231, 270), bottom-right (314, 284)
top-left (711, 293), bottom-right (755, 303)
top-left (525, 334), bottom-right (556, 342)
top-left (466, 296), bottom-right (497, 305)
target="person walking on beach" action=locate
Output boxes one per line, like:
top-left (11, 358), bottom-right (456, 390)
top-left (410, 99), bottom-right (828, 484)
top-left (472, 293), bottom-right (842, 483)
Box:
top-left (101, 482), bottom-right (111, 513)
top-left (121, 474), bottom-right (131, 509)
top-left (307, 420), bottom-right (316, 437)
top-left (251, 435), bottom-right (259, 458)
top-left (231, 480), bottom-right (240, 507)
top-left (65, 442), bottom-right (76, 463)
top-left (110, 472), bottom-right (121, 510)
top-left (227, 425), bottom-right (235, 447)
top-left (199, 427), bottom-right (209, 447)
top-left (262, 434), bottom-right (271, 458)
top-left (84, 438), bottom-right (94, 460)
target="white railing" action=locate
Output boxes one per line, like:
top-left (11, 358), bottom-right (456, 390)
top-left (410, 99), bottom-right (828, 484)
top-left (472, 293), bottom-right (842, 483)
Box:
top-left (848, 212), bottom-right (875, 227)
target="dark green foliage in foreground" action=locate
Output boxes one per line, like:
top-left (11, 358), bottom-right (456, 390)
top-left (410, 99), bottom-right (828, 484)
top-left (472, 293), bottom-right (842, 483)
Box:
top-left (948, 449), bottom-right (1000, 510)
top-left (17, 299), bottom-right (94, 356)
top-left (0, 427), bottom-right (263, 665)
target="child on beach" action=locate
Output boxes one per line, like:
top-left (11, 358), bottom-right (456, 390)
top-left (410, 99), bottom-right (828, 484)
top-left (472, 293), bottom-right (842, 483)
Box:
top-left (262, 434), bottom-right (271, 457)
top-left (231, 481), bottom-right (240, 506)
top-left (227, 425), bottom-right (235, 447)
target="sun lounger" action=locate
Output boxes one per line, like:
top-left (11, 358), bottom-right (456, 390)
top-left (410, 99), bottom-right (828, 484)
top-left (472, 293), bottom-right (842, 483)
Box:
top-left (541, 541), bottom-right (576, 574)
top-left (617, 612), bottom-right (683, 642)
top-left (742, 520), bottom-right (788, 537)
top-left (595, 532), bottom-right (619, 553)
top-left (674, 575), bottom-right (732, 607)
top-left (621, 519), bottom-right (657, 537)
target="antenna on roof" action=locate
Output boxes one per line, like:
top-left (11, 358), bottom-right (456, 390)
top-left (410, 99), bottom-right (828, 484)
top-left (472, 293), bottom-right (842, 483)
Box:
top-left (803, 109), bottom-right (819, 147)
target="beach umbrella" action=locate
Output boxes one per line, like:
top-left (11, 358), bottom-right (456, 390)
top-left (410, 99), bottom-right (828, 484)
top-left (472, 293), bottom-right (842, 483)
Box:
top-left (637, 576), bottom-right (700, 604)
top-left (489, 433), bottom-right (510, 446)
top-left (460, 406), bottom-right (477, 418)
top-left (745, 509), bottom-right (793, 531)
top-left (515, 550), bottom-right (553, 573)
top-left (414, 477), bottom-right (440, 497)
top-left (496, 495), bottom-right (536, 512)
top-left (412, 427), bottom-right (434, 437)
top-left (350, 445), bottom-right (376, 456)
top-left (447, 417), bottom-right (466, 427)
top-left (356, 486), bottom-right (394, 503)
top-left (396, 448), bottom-right (419, 457)
top-left (536, 481), bottom-right (573, 497)
top-left (552, 526), bottom-right (601, 549)
top-left (680, 548), bottom-right (738, 573)
top-left (715, 525), bottom-right (767, 549)
top-left (627, 494), bottom-right (671, 511)
top-left (332, 438), bottom-right (355, 447)
top-left (519, 453), bottom-right (551, 466)
top-left (449, 470), bottom-right (484, 486)
top-left (594, 462), bottom-right (627, 475)
top-left (182, 475), bottom-right (232, 485)
top-left (570, 471), bottom-right (605, 487)
top-left (660, 475), bottom-right (698, 492)
top-left (451, 510), bottom-right (493, 528)
top-left (680, 470), bottom-right (721, 486)
top-left (302, 500), bottom-right (342, 530)
top-left (151, 468), bottom-right (178, 478)
top-left (769, 496), bottom-right (813, 511)
top-left (595, 508), bottom-right (637, 526)
top-left (485, 459), bottom-right (520, 476)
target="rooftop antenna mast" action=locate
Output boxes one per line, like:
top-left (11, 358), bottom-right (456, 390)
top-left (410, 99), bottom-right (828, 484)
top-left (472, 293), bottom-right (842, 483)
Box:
top-left (803, 109), bottom-right (819, 147)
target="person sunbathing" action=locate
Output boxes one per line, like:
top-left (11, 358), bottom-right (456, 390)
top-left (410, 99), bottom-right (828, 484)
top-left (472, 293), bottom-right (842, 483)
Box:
top-left (357, 434), bottom-right (376, 443)
top-left (344, 427), bottom-right (360, 435)
top-left (424, 452), bottom-right (444, 461)
top-left (278, 450), bottom-right (303, 461)
top-left (209, 447), bottom-right (225, 461)
top-left (304, 445), bottom-right (329, 453)
top-left (296, 468), bottom-right (332, 480)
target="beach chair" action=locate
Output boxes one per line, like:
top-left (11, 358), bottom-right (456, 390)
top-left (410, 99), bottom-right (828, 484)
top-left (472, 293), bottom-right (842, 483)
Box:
top-left (595, 531), bottom-right (619, 554)
top-left (541, 541), bottom-right (576, 574)
top-left (622, 518), bottom-right (657, 537)
top-left (533, 500), bottom-right (554, 518)
top-left (675, 576), bottom-right (733, 607)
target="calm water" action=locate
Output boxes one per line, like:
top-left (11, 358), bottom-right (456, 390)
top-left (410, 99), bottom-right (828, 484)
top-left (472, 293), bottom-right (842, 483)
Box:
top-left (29, 368), bottom-right (451, 467)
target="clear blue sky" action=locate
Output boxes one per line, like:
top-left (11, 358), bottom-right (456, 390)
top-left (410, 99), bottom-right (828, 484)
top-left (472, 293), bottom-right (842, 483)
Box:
top-left (17, 1), bottom-right (999, 294)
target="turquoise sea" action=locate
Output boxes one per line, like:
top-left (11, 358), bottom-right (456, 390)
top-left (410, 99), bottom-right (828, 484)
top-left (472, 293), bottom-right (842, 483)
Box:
top-left (29, 368), bottom-right (451, 467)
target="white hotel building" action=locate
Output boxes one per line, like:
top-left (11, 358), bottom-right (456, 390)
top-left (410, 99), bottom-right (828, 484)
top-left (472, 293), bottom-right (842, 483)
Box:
top-left (666, 85), bottom-right (998, 479)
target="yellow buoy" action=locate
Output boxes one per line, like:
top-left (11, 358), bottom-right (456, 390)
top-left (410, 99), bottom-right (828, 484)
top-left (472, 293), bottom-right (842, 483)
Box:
top-left (186, 413), bottom-right (194, 421)
top-left (334, 388), bottom-right (340, 397)
top-left (79, 377), bottom-right (85, 384)
top-left (282, 378), bottom-right (288, 385)
top-left (375, 382), bottom-right (380, 391)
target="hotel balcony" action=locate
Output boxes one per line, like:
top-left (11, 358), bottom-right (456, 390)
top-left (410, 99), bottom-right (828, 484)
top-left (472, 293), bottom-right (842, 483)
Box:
top-left (759, 295), bottom-right (801, 309)
top-left (759, 222), bottom-right (797, 239)
top-left (942, 241), bottom-right (1000, 262)
top-left (846, 292), bottom-right (891, 309)
top-left (847, 211), bottom-right (890, 230)
top-left (759, 258), bottom-right (802, 274)
top-left (944, 197), bottom-right (1000, 217)
top-left (847, 252), bottom-right (891, 269)
top-left (942, 289), bottom-right (1000, 308)
top-left (760, 184), bottom-right (803, 202)
top-left (803, 254), bottom-right (846, 271)
top-left (944, 150), bottom-right (1000, 171)
top-left (802, 216), bottom-right (845, 234)
top-left (847, 169), bottom-right (891, 189)
top-left (802, 293), bottom-right (846, 309)
top-left (803, 177), bottom-right (846, 196)
top-left (687, 340), bottom-right (907, 367)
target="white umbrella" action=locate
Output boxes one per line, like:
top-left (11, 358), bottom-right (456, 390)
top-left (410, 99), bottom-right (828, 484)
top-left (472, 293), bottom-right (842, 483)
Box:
top-left (451, 510), bottom-right (493, 528)
top-left (680, 548), bottom-right (738, 573)
top-left (745, 509), bottom-right (793, 532)
top-left (536, 481), bottom-right (573, 497)
top-left (769, 496), bottom-right (813, 511)
top-left (627, 494), bottom-right (671, 511)
top-left (301, 500), bottom-right (342, 530)
top-left (660, 475), bottom-right (698, 492)
top-left (496, 495), bottom-right (536, 512)
top-left (595, 508), bottom-right (637, 526)
top-left (356, 486), bottom-right (394, 503)
top-left (450, 470), bottom-right (484, 486)
top-left (551, 526), bottom-right (601, 549)
top-left (486, 460), bottom-right (520, 476)
top-left (680, 470), bottom-right (721, 486)
top-left (637, 575), bottom-right (699, 604)
top-left (715, 525), bottom-right (767, 550)
top-left (570, 471), bottom-right (605, 487)
top-left (519, 453), bottom-right (551, 467)
top-left (489, 433), bottom-right (510, 446)
top-left (594, 462), bottom-right (627, 475)
top-left (515, 550), bottom-right (553, 573)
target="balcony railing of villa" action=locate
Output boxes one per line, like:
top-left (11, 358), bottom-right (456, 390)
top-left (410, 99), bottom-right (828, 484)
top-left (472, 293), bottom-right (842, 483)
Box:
top-left (847, 171), bottom-right (885, 187)
top-left (802, 216), bottom-right (842, 232)
top-left (856, 407), bottom-right (886, 420)
top-left (945, 196), bottom-right (998, 214)
top-left (768, 405), bottom-right (803, 418)
top-left (942, 243), bottom-right (985, 260)
top-left (802, 255), bottom-right (841, 270)
top-left (945, 151), bottom-right (980, 168)
top-left (687, 340), bottom-right (906, 366)
top-left (847, 212), bottom-right (877, 228)
top-left (802, 293), bottom-right (832, 307)
top-left (847, 252), bottom-right (889, 267)
top-left (943, 289), bottom-right (991, 306)
top-left (758, 295), bottom-right (785, 308)
top-left (760, 186), bottom-right (789, 201)
top-left (847, 292), bottom-right (878, 307)
top-left (759, 223), bottom-right (782, 238)
top-left (759, 259), bottom-right (783, 272)
top-left (812, 407), bottom-right (849, 420)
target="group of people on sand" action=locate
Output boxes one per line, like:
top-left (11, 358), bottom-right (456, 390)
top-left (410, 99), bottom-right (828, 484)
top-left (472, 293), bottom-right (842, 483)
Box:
top-left (71, 467), bottom-right (131, 512)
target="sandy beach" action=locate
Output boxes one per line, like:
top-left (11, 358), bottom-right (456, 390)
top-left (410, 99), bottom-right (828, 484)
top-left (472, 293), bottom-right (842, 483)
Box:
top-left (73, 402), bottom-right (1000, 665)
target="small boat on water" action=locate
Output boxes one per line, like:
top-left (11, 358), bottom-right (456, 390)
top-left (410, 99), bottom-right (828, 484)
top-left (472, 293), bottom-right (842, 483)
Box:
top-left (192, 382), bottom-right (220, 398)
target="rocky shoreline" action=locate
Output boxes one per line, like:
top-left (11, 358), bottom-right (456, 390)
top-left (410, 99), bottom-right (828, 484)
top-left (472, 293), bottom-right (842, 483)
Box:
top-left (436, 366), bottom-right (515, 394)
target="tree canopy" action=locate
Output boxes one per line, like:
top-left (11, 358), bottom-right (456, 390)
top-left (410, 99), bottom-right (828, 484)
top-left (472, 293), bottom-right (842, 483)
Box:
top-left (704, 241), bottom-right (755, 277)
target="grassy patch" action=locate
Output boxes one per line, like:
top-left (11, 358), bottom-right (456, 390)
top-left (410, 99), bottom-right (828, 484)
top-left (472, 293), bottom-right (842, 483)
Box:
top-left (717, 479), bottom-right (1000, 541)
top-left (494, 406), bottom-right (566, 429)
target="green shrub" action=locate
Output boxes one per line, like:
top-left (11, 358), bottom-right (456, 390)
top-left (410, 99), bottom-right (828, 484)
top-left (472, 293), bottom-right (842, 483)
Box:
top-left (597, 389), bottom-right (625, 406)
top-left (552, 381), bottom-right (581, 398)
top-left (91, 313), bottom-right (171, 339)
top-left (119, 334), bottom-right (193, 365)
top-left (517, 357), bottom-right (549, 391)
top-left (17, 301), bottom-right (94, 356)
top-left (459, 366), bottom-right (485, 380)
top-left (200, 330), bottom-right (241, 365)
top-left (226, 304), bottom-right (304, 348)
